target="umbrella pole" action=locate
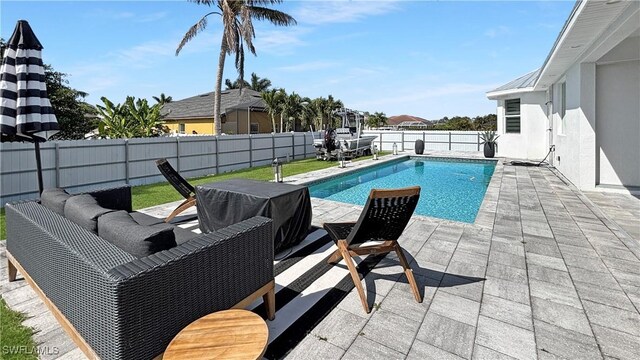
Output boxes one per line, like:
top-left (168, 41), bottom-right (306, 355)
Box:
top-left (34, 142), bottom-right (44, 195)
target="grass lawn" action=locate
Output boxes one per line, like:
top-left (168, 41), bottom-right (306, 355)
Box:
top-left (0, 154), bottom-right (386, 354)
top-left (0, 298), bottom-right (38, 360)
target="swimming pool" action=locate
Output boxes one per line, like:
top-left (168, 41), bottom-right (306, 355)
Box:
top-left (308, 157), bottom-right (496, 223)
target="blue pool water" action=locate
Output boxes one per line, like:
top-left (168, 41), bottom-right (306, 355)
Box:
top-left (309, 158), bottom-right (496, 223)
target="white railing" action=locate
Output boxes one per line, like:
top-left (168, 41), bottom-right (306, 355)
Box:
top-left (362, 130), bottom-right (484, 152)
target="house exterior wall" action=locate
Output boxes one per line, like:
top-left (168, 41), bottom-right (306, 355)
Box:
top-left (595, 58), bottom-right (640, 187)
top-left (495, 92), bottom-right (548, 160)
top-left (550, 62), bottom-right (597, 190)
top-left (165, 110), bottom-right (272, 135)
top-left (164, 118), bottom-right (215, 135)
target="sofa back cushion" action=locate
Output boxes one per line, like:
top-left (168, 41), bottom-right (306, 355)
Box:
top-left (41, 188), bottom-right (72, 216)
top-left (98, 211), bottom-right (177, 258)
top-left (64, 194), bottom-right (113, 233)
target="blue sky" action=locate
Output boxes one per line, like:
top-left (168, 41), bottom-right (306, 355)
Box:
top-left (2, 1), bottom-right (574, 119)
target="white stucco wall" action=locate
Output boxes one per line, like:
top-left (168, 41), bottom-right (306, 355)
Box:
top-left (551, 62), bottom-right (597, 190)
top-left (496, 92), bottom-right (548, 160)
top-left (596, 55), bottom-right (640, 187)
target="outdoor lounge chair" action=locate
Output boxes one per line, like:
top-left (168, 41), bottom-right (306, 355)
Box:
top-left (156, 158), bottom-right (196, 222)
top-left (323, 186), bottom-right (422, 313)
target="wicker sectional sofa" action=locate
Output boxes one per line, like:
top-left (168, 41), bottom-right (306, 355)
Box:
top-left (5, 186), bottom-right (275, 360)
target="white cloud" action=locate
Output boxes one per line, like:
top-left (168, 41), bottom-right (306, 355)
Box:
top-left (294, 0), bottom-right (400, 25)
top-left (484, 25), bottom-right (510, 38)
top-left (276, 60), bottom-right (339, 72)
top-left (136, 11), bottom-right (169, 23)
top-left (253, 27), bottom-right (309, 56)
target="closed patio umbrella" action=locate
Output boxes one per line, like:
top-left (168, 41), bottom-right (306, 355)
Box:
top-left (0, 20), bottom-right (59, 195)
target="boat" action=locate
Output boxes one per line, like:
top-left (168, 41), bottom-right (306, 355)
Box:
top-left (314, 108), bottom-right (377, 160)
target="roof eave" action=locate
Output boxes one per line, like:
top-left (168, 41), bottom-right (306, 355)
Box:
top-left (486, 87), bottom-right (537, 100)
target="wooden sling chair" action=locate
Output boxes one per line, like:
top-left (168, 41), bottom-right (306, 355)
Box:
top-left (323, 186), bottom-right (422, 313)
top-left (155, 158), bottom-right (196, 222)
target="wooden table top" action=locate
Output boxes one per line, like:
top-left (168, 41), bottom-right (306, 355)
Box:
top-left (163, 309), bottom-right (269, 360)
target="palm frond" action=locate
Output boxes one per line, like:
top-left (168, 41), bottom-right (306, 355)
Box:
top-left (248, 6), bottom-right (296, 26)
top-left (176, 15), bottom-right (211, 55)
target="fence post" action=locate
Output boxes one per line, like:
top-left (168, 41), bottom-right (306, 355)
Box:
top-left (272, 133), bottom-right (276, 160)
top-left (303, 132), bottom-right (307, 159)
top-left (448, 132), bottom-right (452, 151)
top-left (477, 133), bottom-right (481, 151)
top-left (55, 143), bottom-right (60, 187)
top-left (214, 136), bottom-right (220, 175)
top-left (291, 133), bottom-right (295, 160)
top-left (124, 139), bottom-right (130, 184)
top-left (176, 137), bottom-right (181, 172)
top-left (423, 131), bottom-right (426, 144)
top-left (401, 131), bottom-right (405, 151)
top-left (249, 135), bottom-right (253, 167)
top-left (379, 132), bottom-right (383, 152)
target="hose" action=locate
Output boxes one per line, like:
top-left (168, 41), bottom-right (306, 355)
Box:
top-left (510, 145), bottom-right (554, 167)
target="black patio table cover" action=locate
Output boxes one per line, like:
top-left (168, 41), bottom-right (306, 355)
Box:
top-left (196, 179), bottom-right (312, 253)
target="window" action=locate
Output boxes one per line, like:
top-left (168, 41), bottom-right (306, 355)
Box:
top-left (178, 123), bottom-right (185, 134)
top-left (250, 123), bottom-right (259, 134)
top-left (558, 82), bottom-right (566, 134)
top-left (504, 98), bottom-right (521, 133)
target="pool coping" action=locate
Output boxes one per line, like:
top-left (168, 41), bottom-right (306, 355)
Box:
top-left (285, 152), bottom-right (504, 227)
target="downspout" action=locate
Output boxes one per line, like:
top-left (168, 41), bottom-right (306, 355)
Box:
top-left (546, 86), bottom-right (555, 167)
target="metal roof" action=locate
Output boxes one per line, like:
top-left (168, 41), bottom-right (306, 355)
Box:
top-left (488, 68), bottom-right (540, 94)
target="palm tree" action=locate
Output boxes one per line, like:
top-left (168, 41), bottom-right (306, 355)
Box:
top-left (225, 77), bottom-right (250, 89)
top-left (250, 72), bottom-right (271, 92)
top-left (176, 0), bottom-right (296, 135)
top-left (366, 111), bottom-right (387, 129)
top-left (261, 88), bottom-right (283, 132)
top-left (152, 93), bottom-right (173, 105)
top-left (325, 95), bottom-right (344, 128)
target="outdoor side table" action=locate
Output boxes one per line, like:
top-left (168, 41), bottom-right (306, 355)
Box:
top-left (195, 178), bottom-right (312, 253)
top-left (163, 309), bottom-right (268, 360)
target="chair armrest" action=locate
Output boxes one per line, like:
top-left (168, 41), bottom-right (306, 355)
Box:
top-left (84, 186), bottom-right (132, 212)
top-left (105, 216), bottom-right (274, 359)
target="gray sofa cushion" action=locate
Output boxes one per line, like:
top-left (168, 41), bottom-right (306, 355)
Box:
top-left (98, 211), bottom-right (177, 258)
top-left (64, 194), bottom-right (113, 233)
top-left (129, 211), bottom-right (197, 245)
top-left (41, 188), bottom-right (71, 216)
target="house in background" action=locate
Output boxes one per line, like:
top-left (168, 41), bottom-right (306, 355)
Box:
top-left (487, 0), bottom-right (639, 192)
top-left (161, 89), bottom-right (271, 135)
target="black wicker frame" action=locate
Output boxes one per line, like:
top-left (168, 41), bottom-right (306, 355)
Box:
top-left (5, 186), bottom-right (274, 360)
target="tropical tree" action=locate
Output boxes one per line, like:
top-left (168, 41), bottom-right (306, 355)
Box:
top-left (261, 88), bottom-right (283, 132)
top-left (225, 77), bottom-right (250, 90)
top-left (97, 96), bottom-right (164, 138)
top-left (366, 112), bottom-right (388, 129)
top-left (44, 64), bottom-right (98, 140)
top-left (176, 0), bottom-right (296, 135)
top-left (249, 72), bottom-right (271, 92)
top-left (326, 95), bottom-right (344, 128)
top-left (126, 97), bottom-right (164, 137)
top-left (152, 93), bottom-right (173, 105)
top-left (97, 97), bottom-right (134, 139)
top-left (285, 92), bottom-right (305, 132)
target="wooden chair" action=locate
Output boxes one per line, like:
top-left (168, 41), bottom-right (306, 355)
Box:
top-left (323, 186), bottom-right (422, 313)
top-left (155, 158), bottom-right (196, 222)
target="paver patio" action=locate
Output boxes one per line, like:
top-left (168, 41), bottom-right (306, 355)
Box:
top-left (1, 154), bottom-right (639, 359)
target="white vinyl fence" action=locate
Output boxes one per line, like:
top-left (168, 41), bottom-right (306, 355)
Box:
top-left (363, 130), bottom-right (484, 153)
top-left (1, 132), bottom-right (320, 204)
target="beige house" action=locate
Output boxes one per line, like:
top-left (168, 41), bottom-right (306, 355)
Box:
top-left (161, 89), bottom-right (272, 135)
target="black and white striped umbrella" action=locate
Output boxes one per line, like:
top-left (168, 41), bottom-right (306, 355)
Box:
top-left (1, 20), bottom-right (59, 195)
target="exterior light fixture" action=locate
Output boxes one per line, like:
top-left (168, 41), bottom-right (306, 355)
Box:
top-left (372, 144), bottom-right (378, 160)
top-left (272, 158), bottom-right (283, 182)
top-left (393, 142), bottom-right (398, 155)
top-left (338, 150), bottom-right (346, 168)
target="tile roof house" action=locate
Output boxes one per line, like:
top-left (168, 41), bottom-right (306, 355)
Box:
top-left (486, 0), bottom-right (639, 192)
top-left (161, 89), bottom-right (271, 135)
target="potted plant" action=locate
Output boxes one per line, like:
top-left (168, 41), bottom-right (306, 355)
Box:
top-left (480, 130), bottom-right (499, 158)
